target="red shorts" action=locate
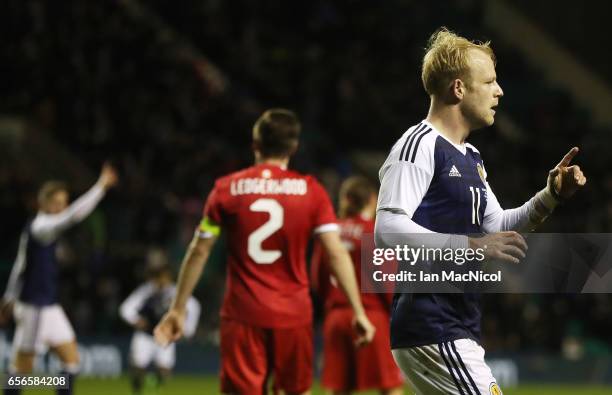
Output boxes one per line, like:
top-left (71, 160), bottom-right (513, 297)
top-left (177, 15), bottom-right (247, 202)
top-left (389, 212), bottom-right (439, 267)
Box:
top-left (321, 308), bottom-right (404, 391)
top-left (220, 318), bottom-right (313, 394)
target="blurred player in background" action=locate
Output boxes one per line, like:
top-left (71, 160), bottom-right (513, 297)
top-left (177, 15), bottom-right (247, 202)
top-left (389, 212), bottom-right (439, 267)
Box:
top-left (120, 261), bottom-right (200, 395)
top-left (0, 163), bottom-right (118, 395)
top-left (154, 108), bottom-right (375, 394)
top-left (311, 176), bottom-right (404, 395)
top-left (375, 28), bottom-right (587, 394)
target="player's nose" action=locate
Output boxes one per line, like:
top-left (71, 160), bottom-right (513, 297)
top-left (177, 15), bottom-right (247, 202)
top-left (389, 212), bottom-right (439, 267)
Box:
top-left (495, 82), bottom-right (504, 97)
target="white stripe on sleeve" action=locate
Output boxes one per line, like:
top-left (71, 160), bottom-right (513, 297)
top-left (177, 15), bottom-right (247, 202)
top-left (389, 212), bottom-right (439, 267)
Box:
top-left (313, 223), bottom-right (339, 235)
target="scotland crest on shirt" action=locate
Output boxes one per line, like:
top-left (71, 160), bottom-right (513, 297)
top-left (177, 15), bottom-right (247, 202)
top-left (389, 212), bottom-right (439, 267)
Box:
top-left (477, 163), bottom-right (486, 184)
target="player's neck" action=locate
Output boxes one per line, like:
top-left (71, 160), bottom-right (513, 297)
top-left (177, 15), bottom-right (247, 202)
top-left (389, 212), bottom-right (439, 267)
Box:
top-left (426, 102), bottom-right (470, 145)
top-left (256, 157), bottom-right (289, 170)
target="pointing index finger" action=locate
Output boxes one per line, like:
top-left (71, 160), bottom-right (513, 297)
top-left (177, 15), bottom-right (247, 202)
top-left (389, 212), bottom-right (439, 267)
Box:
top-left (557, 147), bottom-right (579, 168)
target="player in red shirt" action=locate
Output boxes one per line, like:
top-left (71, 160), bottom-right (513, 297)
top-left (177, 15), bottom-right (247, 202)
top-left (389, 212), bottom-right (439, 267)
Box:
top-left (312, 176), bottom-right (404, 395)
top-left (154, 109), bottom-right (375, 394)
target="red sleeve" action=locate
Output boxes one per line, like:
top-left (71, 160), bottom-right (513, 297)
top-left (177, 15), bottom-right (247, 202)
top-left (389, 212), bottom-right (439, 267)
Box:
top-left (202, 182), bottom-right (223, 224)
top-left (310, 179), bottom-right (337, 230)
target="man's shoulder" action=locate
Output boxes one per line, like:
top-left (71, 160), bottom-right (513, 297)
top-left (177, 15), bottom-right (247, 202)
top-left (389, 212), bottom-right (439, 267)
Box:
top-left (465, 142), bottom-right (481, 155)
top-left (28, 215), bottom-right (56, 245)
top-left (381, 122), bottom-right (438, 175)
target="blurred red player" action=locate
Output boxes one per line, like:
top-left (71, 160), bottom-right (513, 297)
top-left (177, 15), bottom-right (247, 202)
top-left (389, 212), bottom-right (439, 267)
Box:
top-left (312, 176), bottom-right (404, 395)
top-left (154, 109), bottom-right (375, 395)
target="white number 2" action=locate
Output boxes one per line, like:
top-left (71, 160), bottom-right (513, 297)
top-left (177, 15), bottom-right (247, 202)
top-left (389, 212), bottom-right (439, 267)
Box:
top-left (248, 198), bottom-right (284, 264)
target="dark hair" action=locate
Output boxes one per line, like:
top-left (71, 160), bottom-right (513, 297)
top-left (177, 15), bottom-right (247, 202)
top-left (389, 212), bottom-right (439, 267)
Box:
top-left (37, 180), bottom-right (68, 206)
top-left (338, 176), bottom-right (376, 219)
top-left (252, 108), bottom-right (301, 158)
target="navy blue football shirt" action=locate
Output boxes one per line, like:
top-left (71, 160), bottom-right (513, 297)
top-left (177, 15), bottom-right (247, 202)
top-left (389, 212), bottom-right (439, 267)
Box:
top-left (376, 120), bottom-right (503, 348)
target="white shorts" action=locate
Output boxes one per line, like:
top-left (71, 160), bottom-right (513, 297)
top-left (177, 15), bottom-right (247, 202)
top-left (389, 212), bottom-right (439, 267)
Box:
top-left (130, 331), bottom-right (176, 369)
top-left (12, 302), bottom-right (76, 354)
top-left (392, 338), bottom-right (502, 395)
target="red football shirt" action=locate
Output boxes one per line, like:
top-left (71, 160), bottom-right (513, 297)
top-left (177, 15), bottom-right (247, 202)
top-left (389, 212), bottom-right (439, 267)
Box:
top-left (203, 164), bottom-right (337, 328)
top-left (311, 214), bottom-right (393, 313)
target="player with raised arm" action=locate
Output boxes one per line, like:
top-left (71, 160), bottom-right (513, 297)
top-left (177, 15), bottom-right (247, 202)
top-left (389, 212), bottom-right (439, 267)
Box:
top-left (154, 109), bottom-right (375, 395)
top-left (120, 261), bottom-right (200, 395)
top-left (312, 176), bottom-right (404, 395)
top-left (375, 28), bottom-right (586, 395)
top-left (1, 163), bottom-right (118, 395)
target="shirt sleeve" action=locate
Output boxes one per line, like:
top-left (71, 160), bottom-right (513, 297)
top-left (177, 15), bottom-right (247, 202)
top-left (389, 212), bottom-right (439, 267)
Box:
top-left (374, 133), bottom-right (467, 249)
top-left (119, 283), bottom-right (153, 326)
top-left (2, 231), bottom-right (29, 302)
top-left (376, 162), bottom-right (434, 218)
top-left (310, 180), bottom-right (339, 235)
top-left (481, 182), bottom-right (528, 232)
top-left (197, 184), bottom-right (223, 239)
top-left (31, 182), bottom-right (106, 244)
top-left (374, 209), bottom-right (468, 250)
top-left (183, 297), bottom-right (202, 338)
top-left (482, 174), bottom-right (558, 233)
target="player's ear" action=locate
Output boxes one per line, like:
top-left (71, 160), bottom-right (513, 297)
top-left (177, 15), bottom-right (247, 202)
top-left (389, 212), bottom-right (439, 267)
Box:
top-left (451, 79), bottom-right (465, 100)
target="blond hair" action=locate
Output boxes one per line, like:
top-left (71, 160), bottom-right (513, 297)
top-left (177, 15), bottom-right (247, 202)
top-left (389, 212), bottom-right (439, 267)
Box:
top-left (421, 27), bottom-right (495, 96)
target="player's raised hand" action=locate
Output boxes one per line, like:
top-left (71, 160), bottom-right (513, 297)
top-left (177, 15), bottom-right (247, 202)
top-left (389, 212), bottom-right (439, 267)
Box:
top-left (98, 162), bottom-right (119, 190)
top-left (154, 308), bottom-right (186, 347)
top-left (548, 147), bottom-right (587, 199)
top-left (469, 231), bottom-right (527, 264)
top-left (353, 313), bottom-right (376, 347)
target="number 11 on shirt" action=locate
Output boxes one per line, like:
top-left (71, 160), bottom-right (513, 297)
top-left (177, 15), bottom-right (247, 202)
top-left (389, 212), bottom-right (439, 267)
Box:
top-left (469, 186), bottom-right (483, 225)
